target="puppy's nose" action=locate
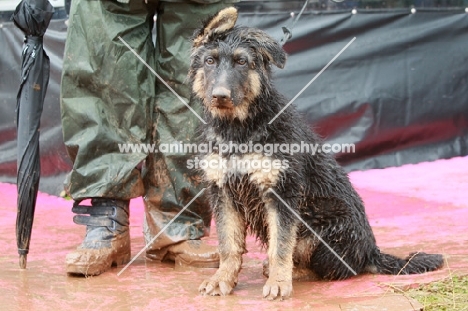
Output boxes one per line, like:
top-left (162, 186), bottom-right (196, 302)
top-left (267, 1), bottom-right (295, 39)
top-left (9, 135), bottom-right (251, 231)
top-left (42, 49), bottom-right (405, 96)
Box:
top-left (212, 87), bottom-right (231, 101)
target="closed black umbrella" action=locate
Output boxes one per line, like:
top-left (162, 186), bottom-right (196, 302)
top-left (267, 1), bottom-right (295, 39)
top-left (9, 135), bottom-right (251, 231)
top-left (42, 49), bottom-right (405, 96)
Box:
top-left (12, 0), bottom-right (54, 269)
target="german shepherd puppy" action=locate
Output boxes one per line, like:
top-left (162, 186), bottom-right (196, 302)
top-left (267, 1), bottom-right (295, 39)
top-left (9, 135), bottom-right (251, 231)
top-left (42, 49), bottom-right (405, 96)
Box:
top-left (189, 7), bottom-right (443, 300)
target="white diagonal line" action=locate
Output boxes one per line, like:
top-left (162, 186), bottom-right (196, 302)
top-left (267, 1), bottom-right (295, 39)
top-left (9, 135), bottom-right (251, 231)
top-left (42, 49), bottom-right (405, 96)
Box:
top-left (269, 37), bottom-right (356, 124)
top-left (117, 36), bottom-right (207, 125)
top-left (117, 188), bottom-right (206, 276)
top-left (267, 188), bottom-right (357, 276)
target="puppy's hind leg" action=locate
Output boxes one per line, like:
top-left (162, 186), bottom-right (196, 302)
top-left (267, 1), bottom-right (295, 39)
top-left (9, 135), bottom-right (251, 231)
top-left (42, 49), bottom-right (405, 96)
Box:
top-left (199, 189), bottom-right (246, 296)
top-left (262, 195), bottom-right (298, 300)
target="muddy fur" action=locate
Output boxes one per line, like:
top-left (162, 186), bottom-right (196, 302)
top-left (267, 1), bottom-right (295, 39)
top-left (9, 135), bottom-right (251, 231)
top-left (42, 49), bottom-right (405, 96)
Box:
top-left (190, 8), bottom-right (444, 300)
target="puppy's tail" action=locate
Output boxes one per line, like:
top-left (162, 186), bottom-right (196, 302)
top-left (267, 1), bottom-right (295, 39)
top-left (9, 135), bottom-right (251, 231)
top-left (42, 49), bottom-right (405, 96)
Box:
top-left (371, 251), bottom-right (444, 275)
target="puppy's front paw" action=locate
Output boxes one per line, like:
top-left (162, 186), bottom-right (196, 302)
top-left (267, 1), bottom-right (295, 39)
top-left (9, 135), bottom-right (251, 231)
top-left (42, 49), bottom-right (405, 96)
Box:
top-left (262, 278), bottom-right (293, 300)
top-left (199, 275), bottom-right (236, 296)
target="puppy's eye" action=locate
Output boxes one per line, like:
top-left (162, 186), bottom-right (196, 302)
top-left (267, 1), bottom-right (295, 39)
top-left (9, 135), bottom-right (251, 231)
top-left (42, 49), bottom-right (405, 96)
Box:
top-left (205, 57), bottom-right (215, 65)
top-left (237, 58), bottom-right (247, 66)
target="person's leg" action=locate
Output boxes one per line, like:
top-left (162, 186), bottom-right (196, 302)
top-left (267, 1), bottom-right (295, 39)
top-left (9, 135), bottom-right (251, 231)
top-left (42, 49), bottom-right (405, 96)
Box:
top-left (143, 1), bottom-right (236, 266)
top-left (61, 0), bottom-right (155, 275)
top-left (61, 0), bottom-right (154, 200)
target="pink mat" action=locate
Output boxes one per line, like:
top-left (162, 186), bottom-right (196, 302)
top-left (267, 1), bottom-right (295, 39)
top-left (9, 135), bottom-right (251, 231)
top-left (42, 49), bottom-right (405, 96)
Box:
top-left (0, 157), bottom-right (467, 310)
top-left (349, 156), bottom-right (468, 207)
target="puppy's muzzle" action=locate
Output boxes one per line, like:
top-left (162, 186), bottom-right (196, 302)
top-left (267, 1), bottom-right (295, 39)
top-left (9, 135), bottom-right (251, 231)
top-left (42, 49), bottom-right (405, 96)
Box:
top-left (211, 86), bottom-right (234, 109)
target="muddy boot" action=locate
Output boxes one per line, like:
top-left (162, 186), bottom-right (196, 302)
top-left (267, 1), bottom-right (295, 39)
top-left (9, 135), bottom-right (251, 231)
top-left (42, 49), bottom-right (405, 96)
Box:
top-left (66, 198), bottom-right (131, 276)
top-left (146, 240), bottom-right (219, 269)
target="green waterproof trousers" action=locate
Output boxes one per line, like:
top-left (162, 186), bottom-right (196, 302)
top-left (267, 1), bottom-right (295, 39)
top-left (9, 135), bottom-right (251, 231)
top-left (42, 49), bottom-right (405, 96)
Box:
top-left (61, 0), bottom-right (236, 251)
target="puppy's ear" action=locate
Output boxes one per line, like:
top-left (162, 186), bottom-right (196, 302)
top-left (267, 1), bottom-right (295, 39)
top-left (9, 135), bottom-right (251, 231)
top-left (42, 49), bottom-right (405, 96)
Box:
top-left (193, 7), bottom-right (238, 47)
top-left (244, 29), bottom-right (287, 69)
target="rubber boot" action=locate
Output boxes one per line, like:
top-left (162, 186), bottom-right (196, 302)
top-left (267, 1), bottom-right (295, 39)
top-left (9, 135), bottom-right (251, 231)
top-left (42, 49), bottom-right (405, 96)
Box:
top-left (146, 240), bottom-right (219, 269)
top-left (66, 198), bottom-right (131, 276)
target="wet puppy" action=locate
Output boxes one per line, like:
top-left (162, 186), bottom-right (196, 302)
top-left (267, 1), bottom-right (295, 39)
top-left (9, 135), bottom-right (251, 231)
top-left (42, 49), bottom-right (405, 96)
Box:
top-left (189, 7), bottom-right (443, 300)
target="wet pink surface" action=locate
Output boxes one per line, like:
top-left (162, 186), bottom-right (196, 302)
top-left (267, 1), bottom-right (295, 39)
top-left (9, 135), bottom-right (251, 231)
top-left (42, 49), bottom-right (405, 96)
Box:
top-left (0, 157), bottom-right (467, 310)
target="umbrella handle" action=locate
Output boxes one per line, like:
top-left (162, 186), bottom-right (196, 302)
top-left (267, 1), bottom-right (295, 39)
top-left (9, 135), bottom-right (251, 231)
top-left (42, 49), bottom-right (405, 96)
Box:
top-left (19, 254), bottom-right (27, 269)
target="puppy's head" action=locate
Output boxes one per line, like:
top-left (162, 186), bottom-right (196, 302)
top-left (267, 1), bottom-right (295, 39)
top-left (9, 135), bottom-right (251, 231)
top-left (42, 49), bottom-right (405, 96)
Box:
top-left (189, 7), bottom-right (287, 121)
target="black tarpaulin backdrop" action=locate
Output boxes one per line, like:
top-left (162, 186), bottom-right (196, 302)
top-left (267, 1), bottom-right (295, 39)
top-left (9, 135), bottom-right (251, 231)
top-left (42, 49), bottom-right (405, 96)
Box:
top-left (1, 4), bottom-right (467, 195)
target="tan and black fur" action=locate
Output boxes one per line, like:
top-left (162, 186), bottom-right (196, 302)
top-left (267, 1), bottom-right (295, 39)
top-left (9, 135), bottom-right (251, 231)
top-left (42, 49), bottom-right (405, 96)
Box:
top-left (189, 7), bottom-right (444, 300)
